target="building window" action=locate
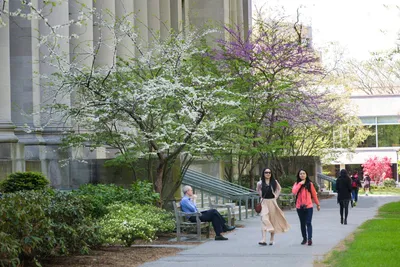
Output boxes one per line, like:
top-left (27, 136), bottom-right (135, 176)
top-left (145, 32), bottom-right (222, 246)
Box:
top-left (357, 116), bottom-right (400, 148)
top-left (377, 124), bottom-right (400, 147)
top-left (359, 125), bottom-right (376, 147)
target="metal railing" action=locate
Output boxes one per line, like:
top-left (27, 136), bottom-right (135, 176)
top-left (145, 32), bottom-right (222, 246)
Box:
top-left (182, 169), bottom-right (259, 220)
top-left (317, 173), bottom-right (336, 183)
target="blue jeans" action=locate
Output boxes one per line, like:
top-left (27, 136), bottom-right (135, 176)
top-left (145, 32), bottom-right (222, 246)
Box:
top-left (352, 189), bottom-right (359, 202)
top-left (297, 207), bottom-right (313, 241)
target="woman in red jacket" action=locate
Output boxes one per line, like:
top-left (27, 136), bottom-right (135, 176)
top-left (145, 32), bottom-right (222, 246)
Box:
top-left (292, 169), bottom-right (320, 246)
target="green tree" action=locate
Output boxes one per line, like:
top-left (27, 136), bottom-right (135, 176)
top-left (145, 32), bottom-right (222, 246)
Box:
top-left (215, 10), bottom-right (367, 184)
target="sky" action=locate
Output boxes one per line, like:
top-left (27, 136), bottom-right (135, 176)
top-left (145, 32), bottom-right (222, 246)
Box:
top-left (252, 0), bottom-right (400, 61)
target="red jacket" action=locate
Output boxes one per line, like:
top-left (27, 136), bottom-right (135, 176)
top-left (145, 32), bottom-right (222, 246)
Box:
top-left (292, 182), bottom-right (320, 209)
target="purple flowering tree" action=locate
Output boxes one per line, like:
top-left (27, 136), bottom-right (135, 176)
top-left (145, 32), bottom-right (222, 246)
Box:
top-left (215, 12), bottom-right (367, 186)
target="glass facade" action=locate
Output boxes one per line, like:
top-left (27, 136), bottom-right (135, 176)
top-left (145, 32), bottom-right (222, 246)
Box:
top-left (359, 116), bottom-right (400, 148)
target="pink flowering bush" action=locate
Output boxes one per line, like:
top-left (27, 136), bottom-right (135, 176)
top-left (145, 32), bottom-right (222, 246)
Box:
top-left (362, 156), bottom-right (393, 184)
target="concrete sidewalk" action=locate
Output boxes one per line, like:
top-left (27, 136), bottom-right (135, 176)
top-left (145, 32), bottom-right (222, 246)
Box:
top-left (141, 195), bottom-right (400, 267)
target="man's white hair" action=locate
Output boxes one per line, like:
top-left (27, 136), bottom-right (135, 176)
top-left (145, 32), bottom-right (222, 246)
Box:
top-left (182, 185), bottom-right (192, 194)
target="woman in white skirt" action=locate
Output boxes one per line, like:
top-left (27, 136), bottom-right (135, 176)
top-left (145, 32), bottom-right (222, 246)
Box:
top-left (256, 168), bottom-right (290, 245)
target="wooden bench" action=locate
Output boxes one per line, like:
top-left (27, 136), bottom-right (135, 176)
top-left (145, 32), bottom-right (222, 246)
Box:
top-left (172, 201), bottom-right (210, 241)
top-left (208, 196), bottom-right (236, 226)
top-left (278, 193), bottom-right (295, 210)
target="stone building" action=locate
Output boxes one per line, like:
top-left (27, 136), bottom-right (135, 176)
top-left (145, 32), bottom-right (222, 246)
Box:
top-left (0, 0), bottom-right (252, 187)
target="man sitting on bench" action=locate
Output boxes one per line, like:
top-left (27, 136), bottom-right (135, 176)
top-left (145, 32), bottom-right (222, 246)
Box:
top-left (180, 185), bottom-right (235, 241)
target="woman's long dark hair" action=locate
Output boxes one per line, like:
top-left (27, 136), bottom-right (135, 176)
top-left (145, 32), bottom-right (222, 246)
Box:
top-left (339, 169), bottom-right (350, 180)
top-left (261, 167), bottom-right (277, 192)
top-left (296, 169), bottom-right (312, 193)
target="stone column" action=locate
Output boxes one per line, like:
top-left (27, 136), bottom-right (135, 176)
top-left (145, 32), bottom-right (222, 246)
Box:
top-left (0, 1), bottom-right (18, 144)
top-left (314, 157), bottom-right (324, 190)
top-left (0, 0), bottom-right (24, 177)
top-left (116, 0), bottom-right (135, 59)
top-left (236, 0), bottom-right (244, 38)
top-left (243, 0), bottom-right (251, 40)
top-left (93, 0), bottom-right (116, 68)
top-left (230, 0), bottom-right (238, 26)
top-left (69, 0), bottom-right (94, 67)
top-left (134, 0), bottom-right (149, 45)
top-left (170, 0), bottom-right (183, 32)
top-left (159, 0), bottom-right (171, 39)
top-left (147, 0), bottom-right (160, 43)
top-left (37, 0), bottom-right (71, 185)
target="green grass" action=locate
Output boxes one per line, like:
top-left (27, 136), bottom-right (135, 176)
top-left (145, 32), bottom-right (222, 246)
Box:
top-left (360, 187), bottom-right (400, 195)
top-left (324, 201), bottom-right (400, 267)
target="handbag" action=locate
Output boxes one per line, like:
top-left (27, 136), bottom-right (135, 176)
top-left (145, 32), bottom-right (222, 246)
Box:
top-left (255, 185), bottom-right (268, 213)
top-left (255, 201), bottom-right (263, 213)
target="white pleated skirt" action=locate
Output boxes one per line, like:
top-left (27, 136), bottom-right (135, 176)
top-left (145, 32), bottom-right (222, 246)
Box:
top-left (260, 198), bottom-right (290, 233)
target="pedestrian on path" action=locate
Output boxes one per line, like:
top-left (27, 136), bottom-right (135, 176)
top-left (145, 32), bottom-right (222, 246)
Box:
top-left (256, 168), bottom-right (290, 246)
top-left (292, 169), bottom-right (320, 246)
top-left (351, 171), bottom-right (362, 207)
top-left (336, 169), bottom-right (352, 225)
top-left (363, 173), bottom-right (372, 196)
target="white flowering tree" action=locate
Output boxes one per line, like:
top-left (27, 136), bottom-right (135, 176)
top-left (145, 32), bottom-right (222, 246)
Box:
top-left (63, 32), bottom-right (238, 203)
top-left (3, 1), bottom-right (238, 204)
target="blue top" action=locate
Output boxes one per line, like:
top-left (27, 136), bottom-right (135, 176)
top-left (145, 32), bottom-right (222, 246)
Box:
top-left (180, 195), bottom-right (198, 213)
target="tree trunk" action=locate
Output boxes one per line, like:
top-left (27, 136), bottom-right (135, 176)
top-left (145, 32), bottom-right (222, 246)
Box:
top-left (155, 161), bottom-right (165, 206)
top-left (249, 169), bottom-right (255, 190)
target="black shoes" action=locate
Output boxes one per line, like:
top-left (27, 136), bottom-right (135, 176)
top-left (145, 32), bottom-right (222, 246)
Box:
top-left (341, 218), bottom-right (343, 224)
top-left (258, 241), bottom-right (267, 246)
top-left (223, 225), bottom-right (236, 232)
top-left (215, 235), bottom-right (228, 241)
top-left (344, 219), bottom-right (347, 225)
top-left (301, 239), bottom-right (312, 245)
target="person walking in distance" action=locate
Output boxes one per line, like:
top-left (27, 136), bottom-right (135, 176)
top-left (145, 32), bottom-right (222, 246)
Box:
top-left (292, 169), bottom-right (320, 246)
top-left (256, 168), bottom-right (290, 246)
top-left (350, 171), bottom-right (362, 207)
top-left (336, 169), bottom-right (352, 225)
top-left (364, 173), bottom-right (371, 196)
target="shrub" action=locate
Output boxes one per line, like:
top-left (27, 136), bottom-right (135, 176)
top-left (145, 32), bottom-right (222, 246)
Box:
top-left (280, 187), bottom-right (292, 194)
top-left (70, 184), bottom-right (133, 218)
top-left (130, 181), bottom-right (160, 205)
top-left (0, 189), bottom-right (102, 265)
top-left (0, 190), bottom-right (55, 264)
top-left (99, 203), bottom-right (175, 247)
top-left (278, 175), bottom-right (297, 189)
top-left (383, 178), bottom-right (396, 188)
top-left (0, 172), bottom-right (49, 193)
top-left (0, 232), bottom-right (21, 267)
top-left (71, 181), bottom-right (160, 218)
top-left (48, 191), bottom-right (102, 255)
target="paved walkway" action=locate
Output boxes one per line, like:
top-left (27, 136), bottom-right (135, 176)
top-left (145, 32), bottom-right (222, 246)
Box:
top-left (141, 195), bottom-right (400, 267)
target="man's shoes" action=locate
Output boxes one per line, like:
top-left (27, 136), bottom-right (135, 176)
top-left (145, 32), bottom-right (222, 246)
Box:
top-left (341, 218), bottom-right (343, 224)
top-left (223, 225), bottom-right (236, 232)
top-left (344, 219), bottom-right (347, 225)
top-left (258, 241), bottom-right (267, 246)
top-left (301, 239), bottom-right (307, 245)
top-left (215, 235), bottom-right (228, 241)
top-left (308, 239), bottom-right (312, 246)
